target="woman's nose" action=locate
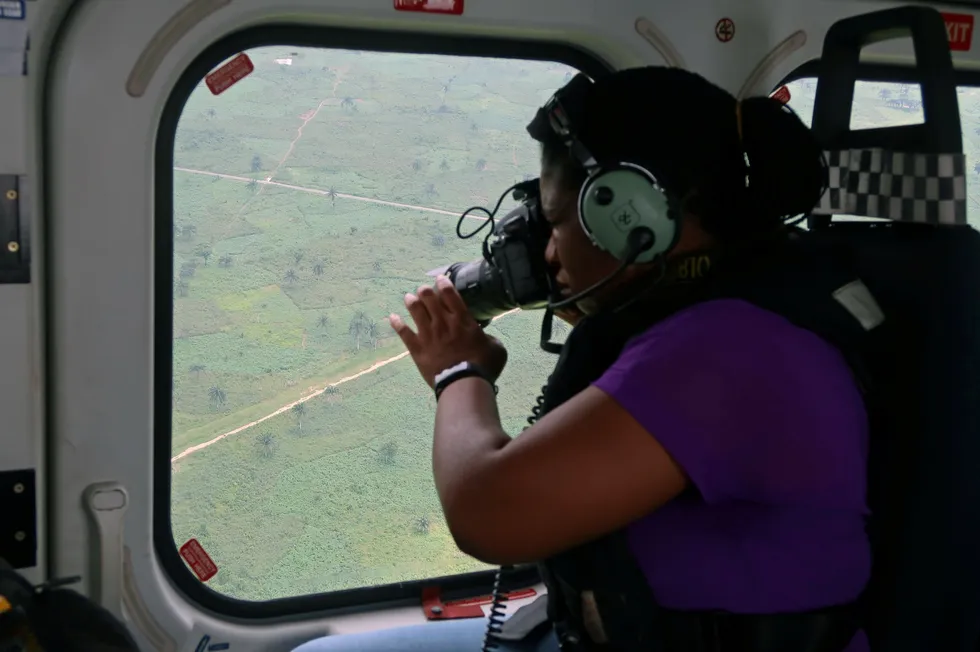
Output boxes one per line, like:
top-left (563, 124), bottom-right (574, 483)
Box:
top-left (544, 234), bottom-right (559, 268)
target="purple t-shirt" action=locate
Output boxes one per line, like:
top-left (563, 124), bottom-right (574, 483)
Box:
top-left (593, 298), bottom-right (871, 652)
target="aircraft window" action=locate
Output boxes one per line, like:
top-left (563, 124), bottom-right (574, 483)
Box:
top-left (169, 47), bottom-right (579, 601)
top-left (784, 78), bottom-right (979, 227)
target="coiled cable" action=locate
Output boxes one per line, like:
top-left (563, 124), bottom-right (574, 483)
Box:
top-left (481, 309), bottom-right (562, 651)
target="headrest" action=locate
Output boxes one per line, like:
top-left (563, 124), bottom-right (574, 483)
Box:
top-left (812, 149), bottom-right (968, 225)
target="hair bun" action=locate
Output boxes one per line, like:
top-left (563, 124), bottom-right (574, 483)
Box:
top-left (739, 96), bottom-right (828, 220)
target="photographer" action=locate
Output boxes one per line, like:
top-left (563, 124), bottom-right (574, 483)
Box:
top-left (294, 67), bottom-right (870, 652)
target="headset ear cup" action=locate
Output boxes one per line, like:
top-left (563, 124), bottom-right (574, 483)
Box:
top-left (577, 163), bottom-right (678, 264)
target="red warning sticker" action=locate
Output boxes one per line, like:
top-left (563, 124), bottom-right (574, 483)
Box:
top-left (942, 12), bottom-right (974, 51)
top-left (770, 85), bottom-right (792, 104)
top-left (395, 0), bottom-right (463, 15)
top-left (180, 538), bottom-right (218, 582)
top-left (715, 18), bottom-right (735, 43)
top-left (205, 53), bottom-right (254, 96)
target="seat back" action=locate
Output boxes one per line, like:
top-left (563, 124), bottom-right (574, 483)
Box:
top-left (806, 7), bottom-right (980, 650)
top-left (811, 221), bottom-right (980, 651)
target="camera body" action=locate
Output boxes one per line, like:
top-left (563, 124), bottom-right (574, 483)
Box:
top-left (444, 180), bottom-right (556, 325)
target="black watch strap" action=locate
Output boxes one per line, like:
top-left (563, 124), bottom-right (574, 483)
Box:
top-left (433, 362), bottom-right (497, 400)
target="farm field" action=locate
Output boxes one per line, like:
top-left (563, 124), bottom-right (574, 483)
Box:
top-left (170, 48), bottom-right (980, 603)
top-left (170, 47), bottom-right (576, 601)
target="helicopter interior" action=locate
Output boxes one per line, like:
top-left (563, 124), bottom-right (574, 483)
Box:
top-left (2, 0), bottom-right (980, 650)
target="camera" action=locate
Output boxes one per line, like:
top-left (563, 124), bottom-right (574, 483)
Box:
top-left (441, 179), bottom-right (556, 326)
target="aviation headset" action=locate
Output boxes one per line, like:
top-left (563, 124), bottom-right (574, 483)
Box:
top-left (536, 73), bottom-right (680, 265)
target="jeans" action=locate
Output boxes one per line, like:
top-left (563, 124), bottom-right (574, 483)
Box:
top-left (291, 618), bottom-right (560, 652)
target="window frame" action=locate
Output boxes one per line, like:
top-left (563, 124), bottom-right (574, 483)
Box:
top-left (777, 58), bottom-right (980, 89)
top-left (155, 23), bottom-right (610, 618)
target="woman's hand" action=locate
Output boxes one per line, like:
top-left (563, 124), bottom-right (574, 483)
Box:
top-left (390, 275), bottom-right (508, 389)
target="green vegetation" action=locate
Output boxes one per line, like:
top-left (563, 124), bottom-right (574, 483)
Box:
top-left (170, 47), bottom-right (575, 601)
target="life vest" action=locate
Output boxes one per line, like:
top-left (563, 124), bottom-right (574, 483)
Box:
top-left (532, 228), bottom-right (880, 652)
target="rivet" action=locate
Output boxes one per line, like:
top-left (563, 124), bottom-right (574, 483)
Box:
top-left (7, 242), bottom-right (18, 253)
top-left (13, 483), bottom-right (23, 494)
top-left (5, 190), bottom-right (16, 201)
top-left (430, 606), bottom-right (443, 615)
top-left (14, 531), bottom-right (25, 542)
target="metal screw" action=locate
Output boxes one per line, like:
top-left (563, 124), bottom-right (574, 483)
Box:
top-left (7, 242), bottom-right (18, 253)
top-left (14, 531), bottom-right (25, 542)
top-left (4, 190), bottom-right (16, 201)
top-left (430, 606), bottom-right (443, 615)
top-left (12, 483), bottom-right (23, 494)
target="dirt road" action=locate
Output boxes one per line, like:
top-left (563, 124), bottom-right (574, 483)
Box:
top-left (171, 310), bottom-right (518, 463)
top-left (173, 166), bottom-right (486, 221)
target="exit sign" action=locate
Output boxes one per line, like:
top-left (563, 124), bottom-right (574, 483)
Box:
top-left (943, 12), bottom-right (975, 51)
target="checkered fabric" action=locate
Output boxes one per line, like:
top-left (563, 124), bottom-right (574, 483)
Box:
top-left (812, 148), bottom-right (968, 225)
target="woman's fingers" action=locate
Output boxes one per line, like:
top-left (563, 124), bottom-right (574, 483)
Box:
top-left (389, 314), bottom-right (421, 354)
top-left (435, 275), bottom-right (469, 316)
top-left (405, 292), bottom-right (431, 332)
top-left (417, 284), bottom-right (446, 334)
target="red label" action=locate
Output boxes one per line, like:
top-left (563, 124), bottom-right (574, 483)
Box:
top-left (179, 538), bottom-right (218, 581)
top-left (205, 53), bottom-right (254, 96)
top-left (771, 85), bottom-right (792, 104)
top-left (942, 12), bottom-right (974, 51)
top-left (715, 18), bottom-right (735, 43)
top-left (395, 0), bottom-right (463, 15)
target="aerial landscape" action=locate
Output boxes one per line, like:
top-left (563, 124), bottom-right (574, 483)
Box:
top-left (169, 49), bottom-right (980, 602)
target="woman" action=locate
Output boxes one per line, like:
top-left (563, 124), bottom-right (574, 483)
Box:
top-left (294, 67), bottom-right (870, 652)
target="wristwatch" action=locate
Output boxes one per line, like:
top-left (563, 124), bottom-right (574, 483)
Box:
top-left (433, 361), bottom-right (498, 400)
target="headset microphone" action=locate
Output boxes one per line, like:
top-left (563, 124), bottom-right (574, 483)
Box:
top-left (547, 227), bottom-right (655, 311)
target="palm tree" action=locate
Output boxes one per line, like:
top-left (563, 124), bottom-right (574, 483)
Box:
top-left (475, 158), bottom-right (488, 172)
top-left (414, 515), bottom-right (430, 535)
top-left (440, 160), bottom-right (450, 171)
top-left (251, 154), bottom-right (262, 172)
top-left (348, 311), bottom-right (371, 351)
top-left (175, 281), bottom-right (190, 297)
top-left (327, 188), bottom-right (337, 205)
top-left (411, 159), bottom-right (422, 172)
top-left (284, 269), bottom-right (298, 284)
top-left (189, 364), bottom-right (205, 378)
top-left (293, 251), bottom-right (304, 265)
top-left (258, 433), bottom-right (276, 458)
top-left (349, 226), bottom-right (358, 236)
top-left (312, 261), bottom-right (325, 276)
top-left (180, 224), bottom-right (197, 241)
top-left (247, 179), bottom-right (258, 191)
top-left (366, 320), bottom-right (381, 349)
top-left (341, 97), bottom-right (356, 111)
top-left (292, 403), bottom-right (306, 432)
top-left (208, 386), bottom-right (226, 409)
top-left (198, 248), bottom-right (212, 266)
top-left (372, 260), bottom-right (383, 273)
top-left (431, 233), bottom-right (446, 248)
top-left (218, 255), bottom-right (232, 268)
top-left (206, 108), bottom-right (217, 118)
top-left (424, 183), bottom-right (437, 200)
top-left (317, 314), bottom-right (330, 329)
top-left (378, 441), bottom-right (397, 466)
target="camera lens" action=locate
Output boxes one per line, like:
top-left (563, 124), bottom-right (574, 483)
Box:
top-left (445, 260), bottom-right (516, 324)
